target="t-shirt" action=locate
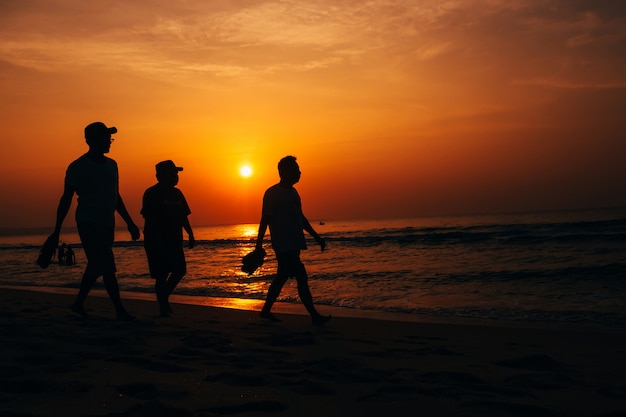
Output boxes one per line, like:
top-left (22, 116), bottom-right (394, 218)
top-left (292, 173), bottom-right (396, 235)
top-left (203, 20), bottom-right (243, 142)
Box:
top-left (262, 184), bottom-right (307, 253)
top-left (141, 183), bottom-right (191, 245)
top-left (65, 154), bottom-right (119, 228)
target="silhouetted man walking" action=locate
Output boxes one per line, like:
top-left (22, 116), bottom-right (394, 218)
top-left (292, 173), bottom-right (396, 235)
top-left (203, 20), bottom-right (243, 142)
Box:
top-left (47, 122), bottom-right (140, 320)
top-left (254, 156), bottom-right (330, 326)
top-left (141, 160), bottom-right (195, 317)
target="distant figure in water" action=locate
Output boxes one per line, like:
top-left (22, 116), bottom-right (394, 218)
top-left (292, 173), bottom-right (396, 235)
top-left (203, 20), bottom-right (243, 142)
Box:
top-left (65, 246), bottom-right (76, 266)
top-left (46, 121), bottom-right (140, 321)
top-left (141, 160), bottom-right (195, 317)
top-left (254, 155), bottom-right (330, 326)
top-left (58, 243), bottom-right (67, 264)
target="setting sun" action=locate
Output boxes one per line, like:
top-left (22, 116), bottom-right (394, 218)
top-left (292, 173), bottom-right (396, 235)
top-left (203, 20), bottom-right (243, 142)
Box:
top-left (239, 165), bottom-right (253, 178)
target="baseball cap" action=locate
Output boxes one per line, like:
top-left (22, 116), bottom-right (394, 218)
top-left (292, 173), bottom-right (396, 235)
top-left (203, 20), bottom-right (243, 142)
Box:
top-left (156, 160), bottom-right (183, 175)
top-left (84, 122), bottom-right (117, 139)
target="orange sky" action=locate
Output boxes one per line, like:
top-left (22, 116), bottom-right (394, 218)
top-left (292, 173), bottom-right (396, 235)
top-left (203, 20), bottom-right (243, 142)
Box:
top-left (1, 1), bottom-right (625, 229)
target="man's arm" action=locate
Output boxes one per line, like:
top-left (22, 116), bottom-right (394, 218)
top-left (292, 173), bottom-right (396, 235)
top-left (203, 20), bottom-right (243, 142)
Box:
top-left (116, 194), bottom-right (140, 240)
top-left (303, 215), bottom-right (325, 252)
top-left (255, 215), bottom-right (270, 251)
top-left (52, 184), bottom-right (75, 237)
top-left (183, 216), bottom-right (195, 249)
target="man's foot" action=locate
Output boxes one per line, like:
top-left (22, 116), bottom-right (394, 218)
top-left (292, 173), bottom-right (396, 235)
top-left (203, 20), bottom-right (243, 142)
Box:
top-left (260, 311), bottom-right (281, 322)
top-left (158, 302), bottom-right (172, 317)
top-left (69, 303), bottom-right (88, 318)
top-left (116, 310), bottom-right (136, 322)
top-left (312, 315), bottom-right (331, 326)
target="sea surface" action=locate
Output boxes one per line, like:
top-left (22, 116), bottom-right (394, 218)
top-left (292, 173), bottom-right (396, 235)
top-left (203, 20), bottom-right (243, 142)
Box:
top-left (1, 208), bottom-right (625, 325)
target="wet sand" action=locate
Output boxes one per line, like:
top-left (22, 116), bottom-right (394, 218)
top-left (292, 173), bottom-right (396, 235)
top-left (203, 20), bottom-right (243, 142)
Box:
top-left (1, 287), bottom-right (625, 416)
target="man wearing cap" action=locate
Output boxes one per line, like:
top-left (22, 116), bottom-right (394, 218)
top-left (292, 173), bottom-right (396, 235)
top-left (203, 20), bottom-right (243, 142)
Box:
top-left (48, 121), bottom-right (140, 321)
top-left (141, 160), bottom-right (194, 317)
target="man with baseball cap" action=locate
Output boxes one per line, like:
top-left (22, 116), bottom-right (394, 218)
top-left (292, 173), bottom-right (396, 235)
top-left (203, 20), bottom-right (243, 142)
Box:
top-left (46, 121), bottom-right (140, 321)
top-left (84, 121), bottom-right (118, 138)
top-left (141, 159), bottom-right (194, 317)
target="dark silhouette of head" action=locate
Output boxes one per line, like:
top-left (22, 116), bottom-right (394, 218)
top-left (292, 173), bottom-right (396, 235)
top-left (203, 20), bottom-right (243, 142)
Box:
top-left (278, 155), bottom-right (301, 186)
top-left (155, 160), bottom-right (183, 187)
top-left (84, 122), bottom-right (117, 154)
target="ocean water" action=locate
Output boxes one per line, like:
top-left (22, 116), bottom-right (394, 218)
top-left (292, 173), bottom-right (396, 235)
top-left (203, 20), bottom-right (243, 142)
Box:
top-left (1, 208), bottom-right (625, 325)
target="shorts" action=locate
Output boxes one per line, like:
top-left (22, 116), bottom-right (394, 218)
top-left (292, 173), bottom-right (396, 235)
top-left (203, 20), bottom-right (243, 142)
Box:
top-left (77, 222), bottom-right (116, 276)
top-left (144, 238), bottom-right (186, 279)
top-left (276, 251), bottom-right (306, 278)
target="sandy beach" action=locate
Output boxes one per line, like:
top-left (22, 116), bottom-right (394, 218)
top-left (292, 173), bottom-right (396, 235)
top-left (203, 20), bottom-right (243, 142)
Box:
top-left (1, 287), bottom-right (625, 417)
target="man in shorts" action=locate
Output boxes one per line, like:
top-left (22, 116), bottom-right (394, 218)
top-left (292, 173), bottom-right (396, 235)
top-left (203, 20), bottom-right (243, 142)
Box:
top-left (254, 155), bottom-right (330, 326)
top-left (141, 160), bottom-right (195, 317)
top-left (48, 121), bottom-right (140, 320)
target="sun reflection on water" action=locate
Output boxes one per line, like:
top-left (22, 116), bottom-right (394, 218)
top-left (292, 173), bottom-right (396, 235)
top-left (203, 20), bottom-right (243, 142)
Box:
top-left (235, 224), bottom-right (257, 239)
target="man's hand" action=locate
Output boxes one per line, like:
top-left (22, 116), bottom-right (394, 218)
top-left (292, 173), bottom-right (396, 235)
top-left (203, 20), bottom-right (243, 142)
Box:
top-left (188, 234), bottom-right (196, 249)
top-left (128, 223), bottom-right (140, 241)
top-left (316, 236), bottom-right (326, 252)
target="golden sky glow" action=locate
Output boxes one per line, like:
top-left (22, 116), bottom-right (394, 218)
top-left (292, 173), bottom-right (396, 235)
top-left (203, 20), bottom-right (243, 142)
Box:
top-left (1, 1), bottom-right (626, 228)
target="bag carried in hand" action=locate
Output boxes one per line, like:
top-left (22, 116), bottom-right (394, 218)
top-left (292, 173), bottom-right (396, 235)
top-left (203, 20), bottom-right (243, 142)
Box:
top-left (36, 234), bottom-right (58, 269)
top-left (241, 248), bottom-right (266, 275)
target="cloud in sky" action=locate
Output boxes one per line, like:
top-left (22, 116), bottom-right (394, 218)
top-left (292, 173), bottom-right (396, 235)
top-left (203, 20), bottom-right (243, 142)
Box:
top-left (2, 0), bottom-right (625, 129)
top-left (2, 1), bottom-right (623, 84)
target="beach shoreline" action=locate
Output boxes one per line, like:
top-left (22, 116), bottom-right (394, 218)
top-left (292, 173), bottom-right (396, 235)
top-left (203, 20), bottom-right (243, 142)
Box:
top-left (2, 286), bottom-right (625, 416)
top-left (2, 284), bottom-right (623, 331)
